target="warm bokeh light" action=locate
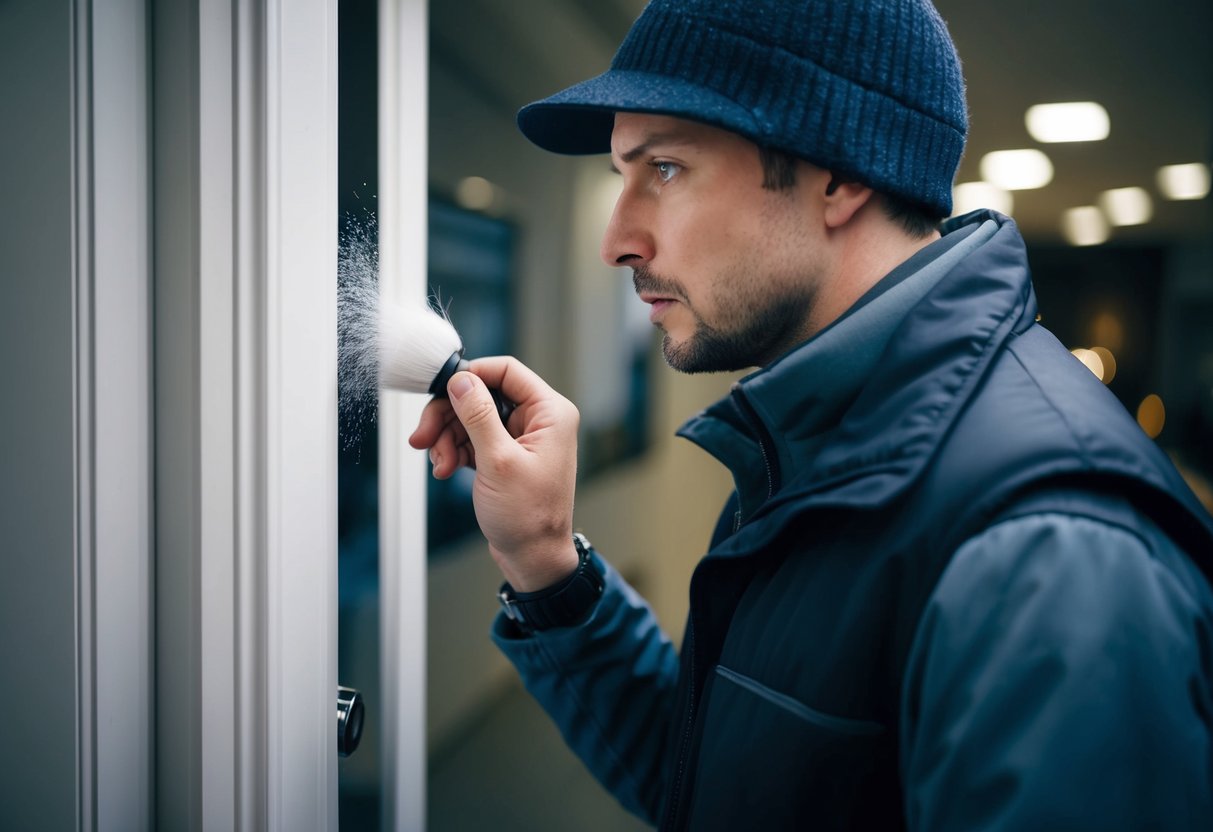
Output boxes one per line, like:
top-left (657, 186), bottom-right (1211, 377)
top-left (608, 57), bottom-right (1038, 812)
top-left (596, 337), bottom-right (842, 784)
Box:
top-left (1025, 102), bottom-right (1110, 143)
top-left (1137, 394), bottom-right (1166, 439)
top-left (1090, 311), bottom-right (1125, 353)
top-left (952, 181), bottom-right (1014, 217)
top-left (1090, 346), bottom-right (1117, 384)
top-left (1157, 163), bottom-right (1211, 201)
top-left (1099, 186), bottom-right (1153, 226)
top-left (454, 176), bottom-right (495, 211)
top-left (980, 149), bottom-right (1054, 191)
top-left (1062, 206), bottom-right (1109, 246)
top-left (1071, 348), bottom-right (1104, 380)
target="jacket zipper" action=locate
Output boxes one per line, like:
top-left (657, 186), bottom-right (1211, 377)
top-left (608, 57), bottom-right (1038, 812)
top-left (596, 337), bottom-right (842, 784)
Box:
top-left (662, 626), bottom-right (696, 830)
top-left (664, 393), bottom-right (777, 826)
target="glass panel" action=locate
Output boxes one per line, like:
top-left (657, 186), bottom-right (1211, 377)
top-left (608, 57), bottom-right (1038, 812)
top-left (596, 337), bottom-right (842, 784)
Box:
top-left (426, 198), bottom-right (515, 552)
top-left (337, 0), bottom-right (380, 827)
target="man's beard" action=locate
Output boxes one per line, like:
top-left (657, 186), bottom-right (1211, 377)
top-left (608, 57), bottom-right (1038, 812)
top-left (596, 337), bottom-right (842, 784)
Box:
top-left (633, 266), bottom-right (812, 374)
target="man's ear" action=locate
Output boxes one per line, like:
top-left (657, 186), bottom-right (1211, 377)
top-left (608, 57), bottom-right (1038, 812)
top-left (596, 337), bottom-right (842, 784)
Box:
top-left (823, 175), bottom-right (874, 228)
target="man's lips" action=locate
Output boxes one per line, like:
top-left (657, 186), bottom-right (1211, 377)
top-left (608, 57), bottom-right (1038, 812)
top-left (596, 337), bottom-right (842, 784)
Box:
top-left (639, 293), bottom-right (678, 323)
top-left (637, 292), bottom-right (676, 305)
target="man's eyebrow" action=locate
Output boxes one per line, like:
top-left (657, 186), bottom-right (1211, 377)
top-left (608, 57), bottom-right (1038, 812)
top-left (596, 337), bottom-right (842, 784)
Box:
top-left (610, 132), bottom-right (695, 172)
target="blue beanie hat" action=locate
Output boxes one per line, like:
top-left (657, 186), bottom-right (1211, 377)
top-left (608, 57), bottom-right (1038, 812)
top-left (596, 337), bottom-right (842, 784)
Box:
top-left (517, 0), bottom-right (967, 217)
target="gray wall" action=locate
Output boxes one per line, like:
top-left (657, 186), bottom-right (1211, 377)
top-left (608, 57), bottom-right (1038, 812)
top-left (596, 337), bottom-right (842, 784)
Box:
top-left (0, 0), bottom-right (81, 828)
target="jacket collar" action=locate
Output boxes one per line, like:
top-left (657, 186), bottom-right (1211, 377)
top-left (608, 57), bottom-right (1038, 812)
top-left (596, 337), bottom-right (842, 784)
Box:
top-left (678, 211), bottom-right (1031, 527)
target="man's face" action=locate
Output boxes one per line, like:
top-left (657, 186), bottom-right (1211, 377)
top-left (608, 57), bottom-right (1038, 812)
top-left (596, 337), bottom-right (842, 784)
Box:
top-left (603, 113), bottom-right (832, 372)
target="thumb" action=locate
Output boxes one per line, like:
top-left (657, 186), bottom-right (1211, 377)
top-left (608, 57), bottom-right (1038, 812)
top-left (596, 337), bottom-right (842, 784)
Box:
top-left (446, 371), bottom-right (509, 450)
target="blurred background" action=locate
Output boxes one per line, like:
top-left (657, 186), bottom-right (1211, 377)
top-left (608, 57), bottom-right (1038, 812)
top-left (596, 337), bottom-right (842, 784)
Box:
top-left (335, 1), bottom-right (1213, 828)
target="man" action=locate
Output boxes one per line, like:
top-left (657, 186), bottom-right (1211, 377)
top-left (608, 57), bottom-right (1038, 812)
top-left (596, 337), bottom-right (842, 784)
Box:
top-left (411, 0), bottom-right (1213, 828)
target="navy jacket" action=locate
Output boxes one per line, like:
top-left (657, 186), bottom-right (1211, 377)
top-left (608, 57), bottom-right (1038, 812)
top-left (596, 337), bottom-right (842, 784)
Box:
top-left (494, 212), bottom-right (1213, 830)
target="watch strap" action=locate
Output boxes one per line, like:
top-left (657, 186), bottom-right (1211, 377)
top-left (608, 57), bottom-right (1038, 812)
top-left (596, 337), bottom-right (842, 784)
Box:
top-left (498, 533), bottom-right (605, 633)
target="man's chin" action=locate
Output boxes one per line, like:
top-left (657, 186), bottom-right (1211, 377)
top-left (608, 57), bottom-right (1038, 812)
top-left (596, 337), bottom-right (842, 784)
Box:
top-left (662, 333), bottom-right (749, 374)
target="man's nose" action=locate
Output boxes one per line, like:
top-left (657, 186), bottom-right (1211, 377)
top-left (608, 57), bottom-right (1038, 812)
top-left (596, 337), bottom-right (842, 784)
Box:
top-left (599, 187), bottom-right (654, 268)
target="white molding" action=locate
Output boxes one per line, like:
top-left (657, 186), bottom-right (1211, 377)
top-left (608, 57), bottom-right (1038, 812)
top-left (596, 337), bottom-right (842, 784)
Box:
top-left (233, 1), bottom-right (269, 827)
top-left (378, 1), bottom-right (429, 829)
top-left (85, 0), bottom-right (155, 829)
top-left (263, 1), bottom-right (340, 828)
top-left (153, 1), bottom-right (337, 829)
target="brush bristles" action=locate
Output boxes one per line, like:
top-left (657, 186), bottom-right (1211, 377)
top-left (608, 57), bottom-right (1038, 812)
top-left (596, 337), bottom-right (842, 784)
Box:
top-left (378, 301), bottom-right (464, 393)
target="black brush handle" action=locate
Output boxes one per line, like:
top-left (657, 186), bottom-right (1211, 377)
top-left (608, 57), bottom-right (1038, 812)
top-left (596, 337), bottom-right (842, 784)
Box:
top-left (429, 351), bottom-right (512, 424)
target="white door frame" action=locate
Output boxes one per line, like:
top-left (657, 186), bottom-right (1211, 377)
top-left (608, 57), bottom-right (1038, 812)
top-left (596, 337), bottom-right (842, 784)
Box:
top-left (87, 1), bottom-right (155, 827)
top-left (378, 1), bottom-right (429, 829)
top-left (1, 1), bottom-right (431, 828)
top-left (153, 0), bottom-right (339, 828)
top-left (0, 0), bottom-right (155, 827)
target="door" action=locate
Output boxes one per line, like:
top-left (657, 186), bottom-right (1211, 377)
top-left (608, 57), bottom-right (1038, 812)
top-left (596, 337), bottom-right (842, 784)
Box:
top-left (0, 1), bottom-right (429, 829)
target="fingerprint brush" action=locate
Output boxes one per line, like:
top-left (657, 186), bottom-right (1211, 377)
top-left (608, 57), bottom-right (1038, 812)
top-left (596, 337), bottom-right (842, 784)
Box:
top-left (377, 300), bottom-right (511, 420)
top-left (377, 299), bottom-right (465, 394)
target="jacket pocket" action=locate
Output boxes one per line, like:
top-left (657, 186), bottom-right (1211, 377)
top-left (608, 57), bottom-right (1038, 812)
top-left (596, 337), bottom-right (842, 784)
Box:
top-left (683, 665), bottom-right (898, 830)
top-left (714, 665), bottom-right (886, 737)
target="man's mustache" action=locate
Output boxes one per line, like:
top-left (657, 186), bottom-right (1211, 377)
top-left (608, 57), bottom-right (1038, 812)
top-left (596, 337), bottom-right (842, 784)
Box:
top-left (632, 266), bottom-right (689, 303)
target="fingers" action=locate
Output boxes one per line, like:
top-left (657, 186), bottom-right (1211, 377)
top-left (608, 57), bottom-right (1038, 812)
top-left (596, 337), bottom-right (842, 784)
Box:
top-left (408, 356), bottom-right (574, 482)
top-left (467, 356), bottom-right (580, 441)
top-left (409, 399), bottom-right (472, 478)
top-left (466, 356), bottom-right (556, 410)
top-left (432, 430), bottom-right (475, 479)
top-left (445, 371), bottom-right (513, 459)
top-left (408, 398), bottom-right (460, 449)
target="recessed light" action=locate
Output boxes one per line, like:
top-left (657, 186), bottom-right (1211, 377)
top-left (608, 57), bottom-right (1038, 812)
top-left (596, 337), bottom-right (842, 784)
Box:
top-left (1062, 206), bottom-right (1108, 246)
top-left (980, 149), bottom-right (1054, 190)
top-left (1025, 102), bottom-right (1110, 143)
top-left (1071, 348), bottom-right (1105, 379)
top-left (1099, 186), bottom-right (1153, 226)
top-left (1157, 163), bottom-right (1211, 200)
top-left (1090, 346), bottom-right (1117, 384)
top-left (951, 182), bottom-right (1013, 216)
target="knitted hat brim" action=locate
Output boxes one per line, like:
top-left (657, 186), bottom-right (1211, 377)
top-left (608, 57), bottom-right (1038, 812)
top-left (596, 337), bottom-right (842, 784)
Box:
top-left (517, 69), bottom-right (764, 156)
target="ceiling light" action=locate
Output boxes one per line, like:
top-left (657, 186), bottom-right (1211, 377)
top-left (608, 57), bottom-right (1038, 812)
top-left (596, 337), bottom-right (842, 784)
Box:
top-left (1061, 206), bottom-right (1108, 246)
top-left (1025, 102), bottom-right (1110, 143)
top-left (951, 182), bottom-right (1013, 217)
top-left (980, 149), bottom-right (1054, 190)
top-left (1157, 163), bottom-right (1211, 200)
top-left (1071, 348), bottom-right (1104, 380)
top-left (1090, 347), bottom-right (1117, 384)
top-left (1099, 186), bottom-right (1153, 226)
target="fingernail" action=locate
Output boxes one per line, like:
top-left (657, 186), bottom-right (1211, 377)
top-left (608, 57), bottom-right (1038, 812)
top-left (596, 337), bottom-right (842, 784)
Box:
top-left (429, 449), bottom-right (439, 466)
top-left (449, 372), bottom-right (473, 400)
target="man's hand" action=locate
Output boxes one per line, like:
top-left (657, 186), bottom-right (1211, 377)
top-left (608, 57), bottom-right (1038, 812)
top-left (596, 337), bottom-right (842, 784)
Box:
top-left (408, 356), bottom-right (580, 591)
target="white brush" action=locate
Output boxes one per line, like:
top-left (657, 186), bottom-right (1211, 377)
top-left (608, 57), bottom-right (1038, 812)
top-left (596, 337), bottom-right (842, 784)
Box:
top-left (378, 300), bottom-right (465, 394)
top-left (377, 300), bottom-right (511, 420)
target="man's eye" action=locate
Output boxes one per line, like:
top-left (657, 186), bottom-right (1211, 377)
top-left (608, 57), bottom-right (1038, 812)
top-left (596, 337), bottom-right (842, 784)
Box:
top-left (654, 161), bottom-right (681, 183)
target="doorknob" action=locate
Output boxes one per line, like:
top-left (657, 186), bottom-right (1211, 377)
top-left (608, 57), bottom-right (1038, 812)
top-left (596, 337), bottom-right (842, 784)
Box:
top-left (337, 685), bottom-right (364, 757)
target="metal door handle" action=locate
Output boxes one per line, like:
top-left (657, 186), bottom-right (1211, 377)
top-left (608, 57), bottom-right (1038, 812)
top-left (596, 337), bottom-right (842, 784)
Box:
top-left (337, 685), bottom-right (364, 757)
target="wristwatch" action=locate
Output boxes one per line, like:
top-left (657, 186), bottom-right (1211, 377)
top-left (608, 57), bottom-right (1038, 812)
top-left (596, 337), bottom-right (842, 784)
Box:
top-left (497, 532), bottom-right (605, 633)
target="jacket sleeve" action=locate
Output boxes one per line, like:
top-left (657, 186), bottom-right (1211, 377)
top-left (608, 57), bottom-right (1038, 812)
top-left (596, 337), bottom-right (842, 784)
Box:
top-left (901, 511), bottom-right (1213, 831)
top-left (491, 551), bottom-right (680, 824)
